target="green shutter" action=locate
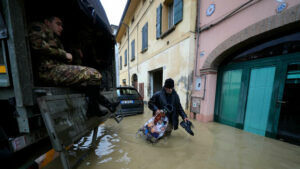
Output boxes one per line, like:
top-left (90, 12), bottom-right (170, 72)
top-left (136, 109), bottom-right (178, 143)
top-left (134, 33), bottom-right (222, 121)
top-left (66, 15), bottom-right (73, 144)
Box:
top-left (173, 0), bottom-right (183, 25)
top-left (156, 4), bottom-right (162, 39)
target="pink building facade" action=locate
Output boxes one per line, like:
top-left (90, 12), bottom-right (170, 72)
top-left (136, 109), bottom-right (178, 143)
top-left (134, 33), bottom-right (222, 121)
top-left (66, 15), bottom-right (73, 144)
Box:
top-left (191, 0), bottom-right (300, 144)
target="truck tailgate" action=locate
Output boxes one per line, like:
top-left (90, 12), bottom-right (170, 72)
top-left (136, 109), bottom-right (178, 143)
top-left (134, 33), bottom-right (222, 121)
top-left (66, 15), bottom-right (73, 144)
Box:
top-left (37, 94), bottom-right (110, 152)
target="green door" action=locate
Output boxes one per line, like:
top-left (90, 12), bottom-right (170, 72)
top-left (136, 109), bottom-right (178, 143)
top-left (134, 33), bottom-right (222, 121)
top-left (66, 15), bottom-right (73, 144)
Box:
top-left (218, 69), bottom-right (243, 126)
top-left (244, 67), bottom-right (276, 136)
top-left (215, 52), bottom-right (300, 144)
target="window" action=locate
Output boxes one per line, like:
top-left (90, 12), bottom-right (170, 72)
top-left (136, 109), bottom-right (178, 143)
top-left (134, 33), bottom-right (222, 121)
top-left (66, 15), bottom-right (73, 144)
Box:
top-left (124, 49), bottom-right (127, 66)
top-left (229, 32), bottom-right (300, 64)
top-left (157, 0), bottom-right (183, 38)
top-left (120, 56), bottom-right (122, 70)
top-left (117, 88), bottom-right (139, 96)
top-left (142, 22), bottom-right (148, 51)
top-left (131, 40), bottom-right (135, 61)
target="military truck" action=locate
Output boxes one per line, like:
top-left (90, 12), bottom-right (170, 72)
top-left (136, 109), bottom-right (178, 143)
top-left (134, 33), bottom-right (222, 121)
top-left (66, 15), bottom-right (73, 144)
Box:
top-left (0, 0), bottom-right (119, 168)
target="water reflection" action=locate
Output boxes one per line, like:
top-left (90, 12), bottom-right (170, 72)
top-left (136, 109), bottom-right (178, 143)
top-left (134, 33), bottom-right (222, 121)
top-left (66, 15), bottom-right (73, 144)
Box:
top-left (79, 108), bottom-right (300, 169)
top-left (46, 107), bottom-right (300, 169)
top-left (73, 131), bottom-right (95, 151)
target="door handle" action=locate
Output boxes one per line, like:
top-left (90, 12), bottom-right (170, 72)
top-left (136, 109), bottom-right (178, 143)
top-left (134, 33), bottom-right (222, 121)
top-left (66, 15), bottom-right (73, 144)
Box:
top-left (277, 100), bottom-right (287, 104)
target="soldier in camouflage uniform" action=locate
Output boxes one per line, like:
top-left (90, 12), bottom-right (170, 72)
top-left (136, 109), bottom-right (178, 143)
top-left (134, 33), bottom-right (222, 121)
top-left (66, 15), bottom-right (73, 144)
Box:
top-left (28, 16), bottom-right (101, 87)
top-left (28, 16), bottom-right (114, 116)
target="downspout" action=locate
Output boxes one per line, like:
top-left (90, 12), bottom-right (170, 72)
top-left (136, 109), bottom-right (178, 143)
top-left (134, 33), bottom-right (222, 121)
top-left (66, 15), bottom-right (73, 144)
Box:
top-left (122, 23), bottom-right (130, 86)
top-left (137, 23), bottom-right (139, 73)
top-left (127, 25), bottom-right (130, 85)
top-left (190, 0), bottom-right (202, 118)
top-left (194, 0), bottom-right (201, 77)
top-left (186, 0), bottom-right (200, 110)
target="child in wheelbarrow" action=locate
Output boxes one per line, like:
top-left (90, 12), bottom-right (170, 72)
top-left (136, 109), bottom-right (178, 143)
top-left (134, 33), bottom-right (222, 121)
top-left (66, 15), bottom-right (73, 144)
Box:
top-left (138, 78), bottom-right (194, 143)
top-left (138, 106), bottom-right (194, 143)
top-left (141, 111), bottom-right (169, 142)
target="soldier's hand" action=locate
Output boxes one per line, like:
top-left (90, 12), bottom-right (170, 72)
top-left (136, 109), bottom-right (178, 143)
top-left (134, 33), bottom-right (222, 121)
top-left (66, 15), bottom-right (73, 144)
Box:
top-left (66, 53), bottom-right (73, 62)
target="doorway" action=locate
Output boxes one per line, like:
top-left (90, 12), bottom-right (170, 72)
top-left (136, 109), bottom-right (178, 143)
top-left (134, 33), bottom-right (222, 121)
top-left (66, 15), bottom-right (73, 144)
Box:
top-left (277, 63), bottom-right (300, 145)
top-left (215, 52), bottom-right (300, 145)
top-left (150, 69), bottom-right (163, 96)
top-left (132, 74), bottom-right (138, 89)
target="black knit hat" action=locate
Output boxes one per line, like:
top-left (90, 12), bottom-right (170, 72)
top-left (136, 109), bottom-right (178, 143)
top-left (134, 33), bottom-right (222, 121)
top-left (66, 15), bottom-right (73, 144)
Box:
top-left (164, 78), bottom-right (174, 89)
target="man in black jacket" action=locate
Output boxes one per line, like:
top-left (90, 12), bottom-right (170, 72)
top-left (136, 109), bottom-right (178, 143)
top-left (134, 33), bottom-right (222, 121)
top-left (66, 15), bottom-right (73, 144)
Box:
top-left (148, 78), bottom-right (189, 136)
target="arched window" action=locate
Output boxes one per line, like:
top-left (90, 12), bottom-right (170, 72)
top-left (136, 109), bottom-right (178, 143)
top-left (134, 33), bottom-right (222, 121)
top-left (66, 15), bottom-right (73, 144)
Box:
top-left (227, 32), bottom-right (300, 65)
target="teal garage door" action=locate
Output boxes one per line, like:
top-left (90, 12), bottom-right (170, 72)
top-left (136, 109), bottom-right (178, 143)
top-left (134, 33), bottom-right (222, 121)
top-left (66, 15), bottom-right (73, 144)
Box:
top-left (244, 67), bottom-right (276, 136)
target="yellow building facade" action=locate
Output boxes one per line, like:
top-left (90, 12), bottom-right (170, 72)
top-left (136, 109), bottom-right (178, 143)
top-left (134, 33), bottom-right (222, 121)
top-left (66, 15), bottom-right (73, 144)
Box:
top-left (116, 0), bottom-right (197, 111)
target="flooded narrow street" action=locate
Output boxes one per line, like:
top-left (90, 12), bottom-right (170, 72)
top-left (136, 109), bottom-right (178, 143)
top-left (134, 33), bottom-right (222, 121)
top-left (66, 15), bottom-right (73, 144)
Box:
top-left (45, 107), bottom-right (300, 169)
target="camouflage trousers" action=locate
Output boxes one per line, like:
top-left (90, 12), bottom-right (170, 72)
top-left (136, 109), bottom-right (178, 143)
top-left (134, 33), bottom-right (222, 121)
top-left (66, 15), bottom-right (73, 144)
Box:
top-left (39, 64), bottom-right (102, 86)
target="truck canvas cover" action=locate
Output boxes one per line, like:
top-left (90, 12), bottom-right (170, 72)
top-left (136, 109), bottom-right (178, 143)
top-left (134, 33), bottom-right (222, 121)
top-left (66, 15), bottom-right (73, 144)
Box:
top-left (79, 0), bottom-right (113, 36)
top-left (31, 1), bottom-right (117, 168)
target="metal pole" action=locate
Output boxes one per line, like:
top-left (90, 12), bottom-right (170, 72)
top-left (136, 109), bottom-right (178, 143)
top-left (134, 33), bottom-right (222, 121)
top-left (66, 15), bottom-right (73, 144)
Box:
top-left (60, 151), bottom-right (70, 169)
top-left (91, 127), bottom-right (98, 147)
top-left (122, 23), bottom-right (130, 86)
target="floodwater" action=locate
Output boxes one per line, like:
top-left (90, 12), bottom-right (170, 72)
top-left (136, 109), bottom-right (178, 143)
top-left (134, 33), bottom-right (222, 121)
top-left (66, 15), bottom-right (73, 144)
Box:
top-left (45, 107), bottom-right (300, 169)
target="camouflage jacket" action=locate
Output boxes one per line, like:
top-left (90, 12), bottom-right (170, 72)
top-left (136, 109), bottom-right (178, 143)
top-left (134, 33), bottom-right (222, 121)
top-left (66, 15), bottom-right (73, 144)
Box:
top-left (28, 22), bottom-right (69, 71)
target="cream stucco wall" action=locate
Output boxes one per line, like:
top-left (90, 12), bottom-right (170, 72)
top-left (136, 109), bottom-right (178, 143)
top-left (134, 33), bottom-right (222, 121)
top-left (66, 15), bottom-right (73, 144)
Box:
top-left (136, 36), bottom-right (195, 105)
top-left (117, 0), bottom-right (197, 113)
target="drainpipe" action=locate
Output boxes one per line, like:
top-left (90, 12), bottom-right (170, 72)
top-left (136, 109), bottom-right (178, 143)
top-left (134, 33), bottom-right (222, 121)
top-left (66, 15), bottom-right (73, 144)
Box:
top-left (122, 22), bottom-right (130, 86)
top-left (194, 0), bottom-right (201, 77)
top-left (190, 0), bottom-right (202, 118)
top-left (137, 23), bottom-right (139, 73)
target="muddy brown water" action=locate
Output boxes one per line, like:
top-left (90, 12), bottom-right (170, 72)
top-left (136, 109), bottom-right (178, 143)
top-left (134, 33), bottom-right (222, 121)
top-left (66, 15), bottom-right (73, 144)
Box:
top-left (45, 107), bottom-right (300, 169)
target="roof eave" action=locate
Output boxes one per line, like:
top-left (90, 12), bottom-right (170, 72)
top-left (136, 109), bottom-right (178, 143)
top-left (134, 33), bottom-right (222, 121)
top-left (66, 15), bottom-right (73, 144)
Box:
top-left (116, 0), bottom-right (131, 43)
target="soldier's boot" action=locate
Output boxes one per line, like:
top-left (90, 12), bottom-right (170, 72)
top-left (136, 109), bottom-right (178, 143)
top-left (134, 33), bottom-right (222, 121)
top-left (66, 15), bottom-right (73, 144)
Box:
top-left (86, 99), bottom-right (102, 117)
top-left (86, 86), bottom-right (107, 117)
top-left (98, 93), bottom-right (116, 112)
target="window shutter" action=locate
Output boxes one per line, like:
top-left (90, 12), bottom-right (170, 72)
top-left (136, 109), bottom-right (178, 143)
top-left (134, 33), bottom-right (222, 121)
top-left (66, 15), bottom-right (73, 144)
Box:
top-left (124, 50), bottom-right (127, 66)
top-left (142, 23), bottom-right (148, 50)
top-left (131, 40), bottom-right (135, 60)
top-left (174, 0), bottom-right (183, 25)
top-left (142, 26), bottom-right (145, 50)
top-left (120, 56), bottom-right (122, 69)
top-left (145, 22), bottom-right (148, 48)
top-left (156, 4), bottom-right (162, 39)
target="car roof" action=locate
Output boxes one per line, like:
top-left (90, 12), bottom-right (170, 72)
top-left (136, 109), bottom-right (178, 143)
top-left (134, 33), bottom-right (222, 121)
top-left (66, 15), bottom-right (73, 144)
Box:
top-left (117, 86), bottom-right (136, 90)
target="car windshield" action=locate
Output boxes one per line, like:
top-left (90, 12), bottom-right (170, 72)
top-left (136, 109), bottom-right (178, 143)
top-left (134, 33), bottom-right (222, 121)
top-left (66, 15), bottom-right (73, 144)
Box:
top-left (117, 88), bottom-right (139, 96)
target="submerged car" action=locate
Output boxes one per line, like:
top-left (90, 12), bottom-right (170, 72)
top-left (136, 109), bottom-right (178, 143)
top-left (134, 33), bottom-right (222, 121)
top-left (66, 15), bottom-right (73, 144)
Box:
top-left (116, 86), bottom-right (144, 116)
